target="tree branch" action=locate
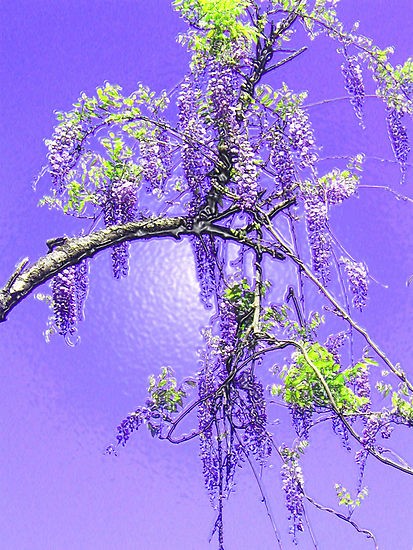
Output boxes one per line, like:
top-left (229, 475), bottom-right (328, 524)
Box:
top-left (0, 214), bottom-right (286, 323)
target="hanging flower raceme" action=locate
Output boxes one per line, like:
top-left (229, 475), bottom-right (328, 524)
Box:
top-left (304, 193), bottom-right (331, 284)
top-left (207, 61), bottom-right (239, 125)
top-left (288, 108), bottom-right (318, 169)
top-left (45, 118), bottom-right (86, 194)
top-left (103, 178), bottom-right (138, 278)
top-left (324, 331), bottom-right (348, 364)
top-left (341, 54), bottom-right (365, 125)
top-left (197, 330), bottom-right (226, 504)
top-left (218, 296), bottom-right (238, 358)
top-left (177, 74), bottom-right (213, 207)
top-left (341, 257), bottom-right (369, 310)
top-left (51, 259), bottom-right (89, 340)
top-left (140, 128), bottom-right (173, 192)
top-left (281, 447), bottom-right (305, 541)
top-left (230, 124), bottom-right (259, 209)
top-left (386, 108), bottom-right (410, 182)
top-left (236, 369), bottom-right (272, 462)
top-left (290, 405), bottom-right (313, 440)
top-left (192, 236), bottom-right (217, 308)
top-left (266, 127), bottom-right (296, 192)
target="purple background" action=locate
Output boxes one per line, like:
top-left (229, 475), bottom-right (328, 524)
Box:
top-left (1, 2), bottom-right (412, 549)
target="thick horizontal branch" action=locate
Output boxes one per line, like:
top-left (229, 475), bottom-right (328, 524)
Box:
top-left (0, 214), bottom-right (285, 323)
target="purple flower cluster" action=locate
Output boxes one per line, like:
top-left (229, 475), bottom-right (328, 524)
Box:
top-left (207, 62), bottom-right (239, 126)
top-left (332, 415), bottom-right (351, 451)
top-left (360, 414), bottom-right (379, 451)
top-left (103, 178), bottom-right (138, 278)
top-left (341, 257), bottom-right (369, 310)
top-left (354, 365), bottom-right (370, 402)
top-left (51, 259), bottom-right (89, 338)
top-left (386, 108), bottom-right (410, 182)
top-left (290, 405), bottom-right (313, 440)
top-left (236, 369), bottom-right (272, 463)
top-left (379, 409), bottom-right (394, 439)
top-left (281, 451), bottom-right (305, 540)
top-left (219, 296), bottom-right (238, 358)
top-left (304, 194), bottom-right (331, 284)
top-left (207, 62), bottom-right (260, 209)
top-left (324, 331), bottom-right (348, 364)
top-left (198, 342), bottom-right (223, 504)
top-left (177, 75), bottom-right (213, 206)
top-left (140, 129), bottom-right (173, 192)
top-left (355, 409), bottom-right (394, 467)
top-left (231, 124), bottom-right (259, 209)
top-left (289, 108), bottom-right (318, 169)
top-left (266, 128), bottom-right (295, 191)
top-left (192, 236), bottom-right (217, 308)
top-left (341, 55), bottom-right (365, 124)
top-left (325, 169), bottom-right (358, 205)
top-left (46, 119), bottom-right (84, 194)
top-left (113, 406), bottom-right (151, 447)
top-left (207, 62), bottom-right (237, 115)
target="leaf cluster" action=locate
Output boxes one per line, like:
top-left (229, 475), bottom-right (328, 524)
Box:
top-left (279, 343), bottom-right (370, 413)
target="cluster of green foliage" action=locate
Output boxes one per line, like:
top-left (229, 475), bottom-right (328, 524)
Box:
top-left (275, 343), bottom-right (373, 414)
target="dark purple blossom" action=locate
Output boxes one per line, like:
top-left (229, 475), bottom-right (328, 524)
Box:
top-left (341, 55), bottom-right (365, 125)
top-left (386, 108), bottom-right (410, 182)
top-left (207, 63), bottom-right (239, 124)
top-left (324, 331), bottom-right (348, 364)
top-left (140, 129), bottom-right (173, 191)
top-left (332, 415), bottom-right (351, 451)
top-left (51, 259), bottom-right (89, 338)
top-left (218, 296), bottom-right (238, 359)
top-left (341, 257), bottom-right (369, 310)
top-left (198, 339), bottom-right (224, 504)
top-left (354, 365), bottom-right (370, 403)
top-left (103, 178), bottom-right (137, 278)
top-left (192, 236), bottom-right (218, 308)
top-left (266, 128), bottom-right (295, 191)
top-left (290, 405), bottom-right (313, 440)
top-left (281, 449), bottom-right (305, 541)
top-left (113, 406), bottom-right (151, 447)
top-left (236, 369), bottom-right (272, 463)
top-left (360, 414), bottom-right (380, 450)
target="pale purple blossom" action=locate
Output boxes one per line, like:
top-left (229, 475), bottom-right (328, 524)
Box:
top-left (281, 450), bottom-right (305, 541)
top-left (341, 257), bottom-right (369, 310)
top-left (289, 109), bottom-right (318, 169)
top-left (46, 119), bottom-right (85, 194)
top-left (305, 195), bottom-right (331, 284)
top-left (341, 55), bottom-right (365, 124)
top-left (386, 108), bottom-right (410, 182)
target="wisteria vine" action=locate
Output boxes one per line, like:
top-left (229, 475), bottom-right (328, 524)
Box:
top-left (2, 1), bottom-right (413, 549)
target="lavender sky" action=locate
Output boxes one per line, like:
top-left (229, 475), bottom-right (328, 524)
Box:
top-left (1, 2), bottom-right (413, 549)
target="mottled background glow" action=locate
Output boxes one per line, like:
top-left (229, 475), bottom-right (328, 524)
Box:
top-left (1, 2), bottom-right (412, 549)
